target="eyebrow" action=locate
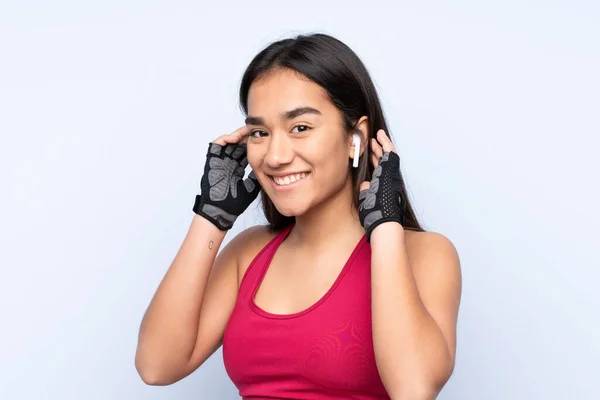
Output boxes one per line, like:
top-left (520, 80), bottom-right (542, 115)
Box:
top-left (244, 106), bottom-right (322, 126)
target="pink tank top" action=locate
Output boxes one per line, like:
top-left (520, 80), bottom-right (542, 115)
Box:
top-left (222, 224), bottom-right (391, 399)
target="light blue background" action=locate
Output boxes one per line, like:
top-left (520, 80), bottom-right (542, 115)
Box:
top-left (1, 1), bottom-right (598, 399)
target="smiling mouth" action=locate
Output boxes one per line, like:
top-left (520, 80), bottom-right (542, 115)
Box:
top-left (269, 172), bottom-right (310, 186)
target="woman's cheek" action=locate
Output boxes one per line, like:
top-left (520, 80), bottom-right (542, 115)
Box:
top-left (245, 145), bottom-right (261, 169)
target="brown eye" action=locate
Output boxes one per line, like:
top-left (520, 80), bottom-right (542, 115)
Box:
top-left (250, 130), bottom-right (267, 138)
top-left (292, 125), bottom-right (310, 133)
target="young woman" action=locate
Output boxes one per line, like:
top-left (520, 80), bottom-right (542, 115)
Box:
top-left (135, 33), bottom-right (462, 400)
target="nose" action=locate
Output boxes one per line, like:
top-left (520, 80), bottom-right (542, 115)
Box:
top-left (263, 132), bottom-right (294, 168)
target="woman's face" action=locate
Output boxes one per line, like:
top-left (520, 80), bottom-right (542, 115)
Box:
top-left (245, 68), bottom-right (355, 217)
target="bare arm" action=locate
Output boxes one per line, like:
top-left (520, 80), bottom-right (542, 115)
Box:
top-left (371, 225), bottom-right (462, 399)
top-left (135, 125), bottom-right (260, 385)
top-left (364, 130), bottom-right (462, 398)
top-left (135, 215), bottom-right (229, 384)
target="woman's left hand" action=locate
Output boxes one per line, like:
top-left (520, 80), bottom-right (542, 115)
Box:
top-left (358, 129), bottom-right (405, 241)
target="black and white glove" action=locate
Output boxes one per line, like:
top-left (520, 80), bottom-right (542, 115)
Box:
top-left (193, 142), bottom-right (261, 230)
top-left (358, 151), bottom-right (406, 241)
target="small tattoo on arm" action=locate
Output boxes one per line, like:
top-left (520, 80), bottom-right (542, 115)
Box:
top-left (208, 240), bottom-right (213, 249)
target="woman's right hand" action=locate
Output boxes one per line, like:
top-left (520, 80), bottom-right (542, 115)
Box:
top-left (192, 126), bottom-right (261, 231)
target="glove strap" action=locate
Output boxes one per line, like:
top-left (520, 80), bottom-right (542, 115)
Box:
top-left (192, 194), bottom-right (203, 215)
top-left (192, 195), bottom-right (236, 231)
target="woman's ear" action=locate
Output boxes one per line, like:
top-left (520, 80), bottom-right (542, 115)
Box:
top-left (348, 116), bottom-right (369, 159)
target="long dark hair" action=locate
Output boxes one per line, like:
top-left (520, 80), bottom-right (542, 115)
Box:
top-left (239, 33), bottom-right (425, 233)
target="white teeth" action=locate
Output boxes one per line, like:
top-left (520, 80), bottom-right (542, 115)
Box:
top-left (273, 172), bottom-right (309, 186)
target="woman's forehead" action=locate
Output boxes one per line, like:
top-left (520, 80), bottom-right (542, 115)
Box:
top-left (247, 71), bottom-right (335, 120)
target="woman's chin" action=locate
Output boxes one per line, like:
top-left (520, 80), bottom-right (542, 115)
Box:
top-left (272, 201), bottom-right (310, 218)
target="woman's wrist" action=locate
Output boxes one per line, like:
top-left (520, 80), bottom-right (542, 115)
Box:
top-left (369, 221), bottom-right (405, 244)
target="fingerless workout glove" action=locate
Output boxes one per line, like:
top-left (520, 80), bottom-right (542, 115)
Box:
top-left (358, 151), bottom-right (406, 241)
top-left (193, 142), bottom-right (261, 230)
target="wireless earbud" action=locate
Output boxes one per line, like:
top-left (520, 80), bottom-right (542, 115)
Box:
top-left (352, 134), bottom-right (361, 168)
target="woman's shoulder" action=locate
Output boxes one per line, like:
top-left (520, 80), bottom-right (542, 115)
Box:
top-left (404, 229), bottom-right (456, 253)
top-left (403, 229), bottom-right (461, 277)
top-left (404, 228), bottom-right (457, 253)
top-left (229, 224), bottom-right (284, 288)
